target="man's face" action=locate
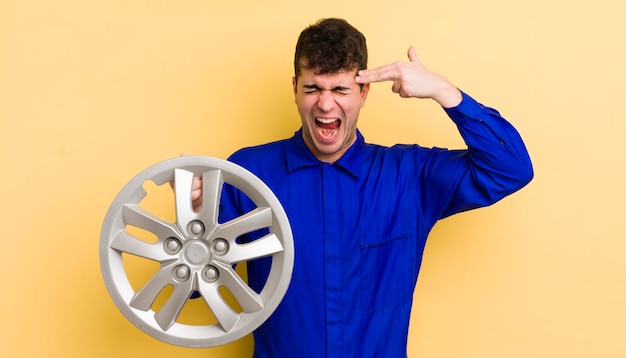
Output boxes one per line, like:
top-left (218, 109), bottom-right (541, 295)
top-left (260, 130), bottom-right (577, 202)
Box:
top-left (293, 67), bottom-right (369, 163)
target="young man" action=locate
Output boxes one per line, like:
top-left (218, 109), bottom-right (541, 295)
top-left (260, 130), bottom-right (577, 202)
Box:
top-left (216, 18), bottom-right (533, 357)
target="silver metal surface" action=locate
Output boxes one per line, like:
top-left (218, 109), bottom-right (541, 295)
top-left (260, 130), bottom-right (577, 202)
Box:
top-left (100, 156), bottom-right (294, 347)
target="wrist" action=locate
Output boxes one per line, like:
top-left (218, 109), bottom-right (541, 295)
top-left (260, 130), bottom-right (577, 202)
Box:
top-left (433, 82), bottom-right (462, 108)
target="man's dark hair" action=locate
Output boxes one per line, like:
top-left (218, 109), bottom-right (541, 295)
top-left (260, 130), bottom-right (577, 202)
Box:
top-left (294, 18), bottom-right (368, 81)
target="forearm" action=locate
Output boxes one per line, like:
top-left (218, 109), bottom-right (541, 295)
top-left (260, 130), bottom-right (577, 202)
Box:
top-left (443, 91), bottom-right (533, 208)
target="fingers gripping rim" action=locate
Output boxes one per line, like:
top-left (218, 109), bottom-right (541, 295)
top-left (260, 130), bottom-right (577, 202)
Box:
top-left (99, 156), bottom-right (294, 348)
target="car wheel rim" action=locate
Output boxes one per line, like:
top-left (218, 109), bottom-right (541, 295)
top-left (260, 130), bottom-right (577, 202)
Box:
top-left (99, 156), bottom-right (294, 347)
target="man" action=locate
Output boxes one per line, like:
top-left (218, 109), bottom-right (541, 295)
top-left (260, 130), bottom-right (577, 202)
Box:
top-left (209, 18), bottom-right (533, 357)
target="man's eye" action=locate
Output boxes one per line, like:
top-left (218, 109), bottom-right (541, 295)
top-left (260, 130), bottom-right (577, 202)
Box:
top-left (333, 87), bottom-right (352, 95)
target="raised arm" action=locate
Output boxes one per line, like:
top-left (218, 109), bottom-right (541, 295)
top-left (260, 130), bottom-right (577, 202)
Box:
top-left (357, 46), bottom-right (533, 218)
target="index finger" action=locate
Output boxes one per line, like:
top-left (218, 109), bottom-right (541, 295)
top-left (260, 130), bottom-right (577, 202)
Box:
top-left (355, 64), bottom-right (398, 84)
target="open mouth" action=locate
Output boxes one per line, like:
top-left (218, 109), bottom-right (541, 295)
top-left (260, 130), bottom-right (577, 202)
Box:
top-left (316, 118), bottom-right (340, 139)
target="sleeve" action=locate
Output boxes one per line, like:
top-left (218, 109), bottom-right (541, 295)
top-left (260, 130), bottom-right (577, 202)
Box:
top-left (428, 90), bottom-right (534, 219)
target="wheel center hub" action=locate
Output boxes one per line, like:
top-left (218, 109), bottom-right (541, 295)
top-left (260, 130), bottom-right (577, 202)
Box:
top-left (184, 241), bottom-right (211, 265)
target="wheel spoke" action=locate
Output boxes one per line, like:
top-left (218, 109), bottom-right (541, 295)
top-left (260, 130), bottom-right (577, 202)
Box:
top-left (122, 204), bottom-right (180, 240)
top-left (130, 262), bottom-right (180, 311)
top-left (154, 277), bottom-right (195, 331)
top-left (214, 262), bottom-right (263, 313)
top-left (198, 279), bottom-right (240, 332)
top-left (215, 207), bottom-right (273, 240)
top-left (173, 168), bottom-right (196, 229)
top-left (220, 233), bottom-right (283, 263)
top-left (110, 231), bottom-right (171, 262)
top-left (197, 169), bottom-right (224, 226)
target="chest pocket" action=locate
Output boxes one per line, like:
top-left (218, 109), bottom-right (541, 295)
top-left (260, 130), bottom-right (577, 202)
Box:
top-left (359, 210), bottom-right (417, 310)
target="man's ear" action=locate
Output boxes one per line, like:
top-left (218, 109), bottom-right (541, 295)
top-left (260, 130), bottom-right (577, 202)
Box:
top-left (360, 83), bottom-right (370, 108)
top-left (292, 76), bottom-right (297, 95)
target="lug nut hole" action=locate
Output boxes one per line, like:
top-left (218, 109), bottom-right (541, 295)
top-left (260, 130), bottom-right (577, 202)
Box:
top-left (164, 237), bottom-right (182, 254)
top-left (212, 238), bottom-right (229, 255)
top-left (202, 265), bottom-right (219, 283)
top-left (188, 220), bottom-right (205, 237)
top-left (173, 264), bottom-right (190, 282)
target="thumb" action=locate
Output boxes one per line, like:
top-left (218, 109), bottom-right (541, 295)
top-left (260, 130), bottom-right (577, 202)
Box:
top-left (407, 46), bottom-right (420, 63)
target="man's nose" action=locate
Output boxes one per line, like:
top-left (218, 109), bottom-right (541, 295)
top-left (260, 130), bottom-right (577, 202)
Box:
top-left (316, 91), bottom-right (335, 112)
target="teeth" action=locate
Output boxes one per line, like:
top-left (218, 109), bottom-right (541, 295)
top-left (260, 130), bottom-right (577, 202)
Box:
top-left (316, 118), bottom-right (337, 124)
top-left (318, 128), bottom-right (338, 138)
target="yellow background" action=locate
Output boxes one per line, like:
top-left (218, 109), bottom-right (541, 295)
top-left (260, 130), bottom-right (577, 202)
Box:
top-left (2, 0), bottom-right (625, 356)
